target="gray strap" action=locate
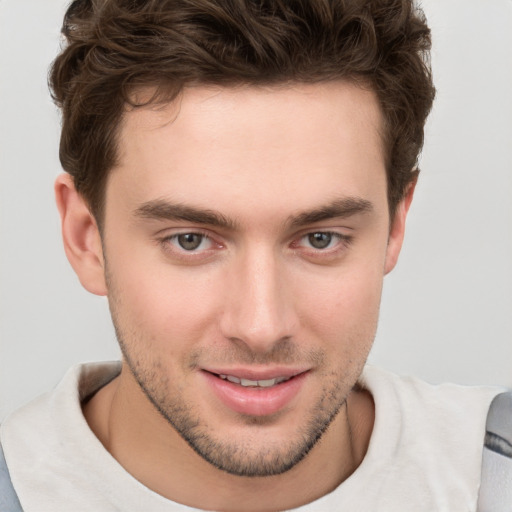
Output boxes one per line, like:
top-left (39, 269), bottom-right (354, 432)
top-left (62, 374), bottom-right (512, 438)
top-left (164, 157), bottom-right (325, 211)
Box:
top-left (0, 442), bottom-right (23, 511)
top-left (476, 391), bottom-right (512, 511)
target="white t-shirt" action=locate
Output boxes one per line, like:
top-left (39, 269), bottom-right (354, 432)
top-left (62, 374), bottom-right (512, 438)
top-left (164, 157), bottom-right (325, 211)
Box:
top-left (0, 362), bottom-right (501, 511)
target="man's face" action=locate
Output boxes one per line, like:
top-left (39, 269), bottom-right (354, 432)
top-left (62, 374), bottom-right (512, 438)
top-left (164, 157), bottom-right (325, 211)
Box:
top-left (100, 82), bottom-right (400, 476)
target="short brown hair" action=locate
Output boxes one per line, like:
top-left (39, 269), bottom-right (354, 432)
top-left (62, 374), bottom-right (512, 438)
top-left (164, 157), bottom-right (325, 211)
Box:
top-left (50, 0), bottom-right (435, 221)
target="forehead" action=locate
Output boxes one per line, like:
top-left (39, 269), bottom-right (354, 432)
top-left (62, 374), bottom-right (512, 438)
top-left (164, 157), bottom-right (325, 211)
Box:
top-left (109, 82), bottom-right (387, 220)
top-left (122, 81), bottom-right (384, 152)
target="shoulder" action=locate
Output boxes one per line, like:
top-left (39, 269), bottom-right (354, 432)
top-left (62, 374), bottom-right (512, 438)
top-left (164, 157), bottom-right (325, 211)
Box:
top-left (359, 364), bottom-right (503, 452)
top-left (353, 365), bottom-right (504, 509)
top-left (0, 362), bottom-right (121, 512)
top-left (0, 441), bottom-right (23, 511)
top-left (360, 364), bottom-right (502, 421)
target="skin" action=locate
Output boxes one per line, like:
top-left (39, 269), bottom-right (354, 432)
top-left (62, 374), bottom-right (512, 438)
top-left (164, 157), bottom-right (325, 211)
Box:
top-left (55, 81), bottom-right (414, 511)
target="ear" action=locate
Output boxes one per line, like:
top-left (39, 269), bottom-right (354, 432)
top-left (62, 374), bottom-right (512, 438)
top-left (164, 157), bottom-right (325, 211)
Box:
top-left (384, 179), bottom-right (416, 275)
top-left (55, 173), bottom-right (107, 296)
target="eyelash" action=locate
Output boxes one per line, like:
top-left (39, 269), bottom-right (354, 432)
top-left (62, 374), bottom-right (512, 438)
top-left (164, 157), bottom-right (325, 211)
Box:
top-left (159, 230), bottom-right (220, 259)
top-left (294, 232), bottom-right (353, 252)
top-left (158, 230), bottom-right (353, 261)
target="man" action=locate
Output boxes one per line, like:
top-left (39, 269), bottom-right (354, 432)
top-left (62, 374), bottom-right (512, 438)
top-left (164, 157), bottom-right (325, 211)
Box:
top-left (0, 0), bottom-right (508, 510)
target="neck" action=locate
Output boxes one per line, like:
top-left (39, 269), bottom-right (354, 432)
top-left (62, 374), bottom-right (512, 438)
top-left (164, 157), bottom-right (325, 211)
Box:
top-left (83, 365), bottom-right (374, 511)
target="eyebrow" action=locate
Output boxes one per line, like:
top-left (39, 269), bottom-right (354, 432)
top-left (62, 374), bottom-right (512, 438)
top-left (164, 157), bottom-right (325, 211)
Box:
top-left (134, 196), bottom-right (373, 230)
top-left (288, 197), bottom-right (374, 228)
top-left (134, 200), bottom-right (238, 230)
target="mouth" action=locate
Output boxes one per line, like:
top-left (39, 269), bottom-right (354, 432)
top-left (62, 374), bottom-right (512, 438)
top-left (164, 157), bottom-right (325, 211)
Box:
top-left (214, 373), bottom-right (295, 388)
top-left (202, 369), bottom-right (309, 416)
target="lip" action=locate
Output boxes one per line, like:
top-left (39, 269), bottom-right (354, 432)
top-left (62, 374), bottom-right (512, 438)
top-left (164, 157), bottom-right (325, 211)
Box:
top-left (202, 368), bottom-right (309, 417)
top-left (203, 366), bottom-right (308, 381)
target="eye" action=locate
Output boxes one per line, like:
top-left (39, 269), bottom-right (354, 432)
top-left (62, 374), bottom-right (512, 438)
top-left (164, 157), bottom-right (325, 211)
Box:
top-left (157, 230), bottom-right (223, 263)
top-left (169, 233), bottom-right (213, 251)
top-left (306, 232), bottom-right (336, 250)
top-left (299, 232), bottom-right (345, 250)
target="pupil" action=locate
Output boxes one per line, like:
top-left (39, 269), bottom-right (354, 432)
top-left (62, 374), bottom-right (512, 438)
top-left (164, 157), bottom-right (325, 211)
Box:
top-left (178, 233), bottom-right (202, 250)
top-left (308, 232), bottom-right (332, 249)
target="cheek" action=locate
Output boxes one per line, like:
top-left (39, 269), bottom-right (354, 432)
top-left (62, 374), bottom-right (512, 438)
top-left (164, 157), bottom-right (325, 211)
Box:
top-left (296, 264), bottom-right (383, 349)
top-left (106, 252), bottom-right (223, 355)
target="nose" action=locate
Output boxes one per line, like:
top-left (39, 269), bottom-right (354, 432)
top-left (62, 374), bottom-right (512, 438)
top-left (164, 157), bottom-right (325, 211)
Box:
top-left (219, 246), bottom-right (298, 354)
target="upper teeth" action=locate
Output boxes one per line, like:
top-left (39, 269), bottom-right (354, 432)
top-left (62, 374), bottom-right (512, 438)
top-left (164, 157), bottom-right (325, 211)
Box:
top-left (219, 374), bottom-right (291, 387)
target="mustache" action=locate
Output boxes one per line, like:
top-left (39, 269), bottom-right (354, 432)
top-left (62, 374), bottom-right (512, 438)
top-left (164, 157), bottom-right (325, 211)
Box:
top-left (188, 338), bottom-right (325, 368)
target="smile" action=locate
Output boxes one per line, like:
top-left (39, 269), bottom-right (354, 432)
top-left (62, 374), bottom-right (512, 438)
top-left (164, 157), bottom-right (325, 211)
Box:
top-left (203, 369), bottom-right (309, 416)
top-left (217, 374), bottom-right (292, 388)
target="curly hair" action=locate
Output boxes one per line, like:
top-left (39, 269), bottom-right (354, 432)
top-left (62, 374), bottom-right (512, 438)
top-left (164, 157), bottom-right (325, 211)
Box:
top-left (50, 0), bottom-right (435, 221)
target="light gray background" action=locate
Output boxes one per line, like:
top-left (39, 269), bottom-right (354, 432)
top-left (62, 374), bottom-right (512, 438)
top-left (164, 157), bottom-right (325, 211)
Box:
top-left (1, 0), bottom-right (511, 422)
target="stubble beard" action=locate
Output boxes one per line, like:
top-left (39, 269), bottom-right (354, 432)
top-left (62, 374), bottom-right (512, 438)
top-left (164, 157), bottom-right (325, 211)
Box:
top-left (106, 269), bottom-right (366, 477)
top-left (120, 340), bottom-right (349, 477)
top-left (114, 322), bottom-right (357, 477)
